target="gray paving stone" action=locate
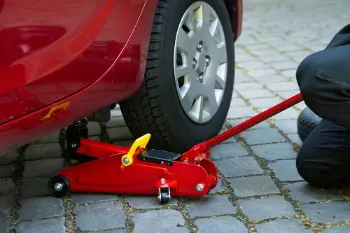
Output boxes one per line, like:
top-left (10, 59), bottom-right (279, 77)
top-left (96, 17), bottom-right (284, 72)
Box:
top-left (16, 217), bottom-right (65, 233)
top-left (100, 229), bottom-right (127, 233)
top-left (278, 90), bottom-right (300, 99)
top-left (0, 150), bottom-right (19, 165)
top-left (0, 165), bottom-right (15, 178)
top-left (251, 143), bottom-right (297, 161)
top-left (195, 216), bottom-right (248, 233)
top-left (24, 143), bottom-right (62, 161)
top-left (269, 160), bottom-right (303, 182)
top-left (23, 158), bottom-right (64, 178)
top-left (230, 97), bottom-right (247, 107)
top-left (255, 219), bottom-right (312, 233)
top-left (284, 182), bottom-right (342, 204)
top-left (215, 157), bottom-right (264, 178)
top-left (271, 108), bottom-right (300, 120)
top-left (273, 119), bottom-right (298, 134)
top-left (32, 131), bottom-right (60, 144)
top-left (186, 195), bottom-right (236, 218)
top-left (71, 193), bottom-right (119, 205)
top-left (21, 178), bottom-right (50, 197)
top-left (74, 201), bottom-right (125, 231)
top-left (18, 197), bottom-right (64, 221)
top-left (323, 226), bottom-right (350, 233)
top-left (238, 61), bottom-right (267, 70)
top-left (281, 69), bottom-right (297, 78)
top-left (269, 61), bottom-right (298, 71)
top-left (254, 74), bottom-right (288, 84)
top-left (126, 196), bottom-right (177, 209)
top-left (238, 196), bottom-right (296, 220)
top-left (241, 128), bottom-right (285, 145)
top-left (302, 202), bottom-right (350, 224)
top-left (227, 106), bottom-right (257, 119)
top-left (132, 209), bottom-right (188, 233)
top-left (228, 175), bottom-right (280, 197)
top-left (249, 97), bottom-right (284, 108)
top-left (0, 217), bottom-right (11, 233)
top-left (235, 82), bottom-right (263, 90)
top-left (106, 126), bottom-right (133, 141)
top-left (88, 122), bottom-right (102, 136)
top-left (210, 143), bottom-right (248, 160)
top-left (239, 89), bottom-right (274, 99)
top-left (247, 68), bottom-right (277, 77)
top-left (0, 178), bottom-right (15, 195)
top-left (210, 178), bottom-right (226, 194)
top-left (266, 82), bottom-right (299, 92)
top-left (0, 196), bottom-right (14, 218)
top-left (105, 116), bottom-right (126, 128)
top-left (287, 133), bottom-right (303, 146)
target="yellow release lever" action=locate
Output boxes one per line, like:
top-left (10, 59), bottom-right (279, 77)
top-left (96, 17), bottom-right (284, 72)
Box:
top-left (121, 133), bottom-right (151, 166)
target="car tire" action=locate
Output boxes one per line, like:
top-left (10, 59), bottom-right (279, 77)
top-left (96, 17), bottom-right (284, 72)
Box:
top-left (297, 107), bottom-right (322, 142)
top-left (119, 0), bottom-right (235, 153)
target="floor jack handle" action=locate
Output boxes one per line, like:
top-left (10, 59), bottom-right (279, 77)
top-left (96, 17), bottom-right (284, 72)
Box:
top-left (205, 93), bottom-right (303, 149)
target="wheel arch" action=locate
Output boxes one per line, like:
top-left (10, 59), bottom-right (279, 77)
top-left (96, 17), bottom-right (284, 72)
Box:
top-left (223, 0), bottom-right (243, 41)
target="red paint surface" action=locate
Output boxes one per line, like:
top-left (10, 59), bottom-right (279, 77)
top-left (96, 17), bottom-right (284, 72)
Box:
top-left (0, 0), bottom-right (242, 154)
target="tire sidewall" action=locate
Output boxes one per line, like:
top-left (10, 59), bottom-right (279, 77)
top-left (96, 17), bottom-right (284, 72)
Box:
top-left (156, 0), bottom-right (235, 148)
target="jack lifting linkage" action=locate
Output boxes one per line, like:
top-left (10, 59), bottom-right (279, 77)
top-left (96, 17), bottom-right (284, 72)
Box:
top-left (48, 93), bottom-right (303, 204)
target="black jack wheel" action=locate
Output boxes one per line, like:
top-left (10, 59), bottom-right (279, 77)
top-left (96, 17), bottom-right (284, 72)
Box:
top-left (48, 174), bottom-right (70, 198)
top-left (158, 187), bottom-right (171, 205)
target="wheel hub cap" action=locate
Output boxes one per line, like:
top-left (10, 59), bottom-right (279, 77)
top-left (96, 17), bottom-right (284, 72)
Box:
top-left (173, 1), bottom-right (228, 124)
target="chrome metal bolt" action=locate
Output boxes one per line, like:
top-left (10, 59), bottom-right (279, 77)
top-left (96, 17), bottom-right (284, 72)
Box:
top-left (54, 183), bottom-right (63, 192)
top-left (123, 157), bottom-right (130, 165)
top-left (192, 59), bottom-right (197, 69)
top-left (197, 42), bottom-right (203, 52)
top-left (196, 183), bottom-right (204, 192)
top-left (198, 74), bottom-right (204, 83)
top-left (205, 56), bottom-right (211, 66)
top-left (160, 178), bottom-right (166, 184)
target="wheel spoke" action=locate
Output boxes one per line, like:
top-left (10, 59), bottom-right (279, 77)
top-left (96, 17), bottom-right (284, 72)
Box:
top-left (199, 3), bottom-right (211, 32)
top-left (175, 65), bottom-right (190, 78)
top-left (215, 74), bottom-right (226, 89)
top-left (209, 18), bottom-right (220, 38)
top-left (191, 95), bottom-right (204, 122)
top-left (206, 89), bottom-right (219, 115)
top-left (216, 63), bottom-right (227, 84)
top-left (176, 28), bottom-right (195, 54)
top-left (180, 83), bottom-right (197, 112)
top-left (213, 44), bottom-right (227, 63)
top-left (185, 9), bottom-right (198, 33)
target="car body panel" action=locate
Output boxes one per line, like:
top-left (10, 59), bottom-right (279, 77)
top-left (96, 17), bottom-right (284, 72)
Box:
top-left (0, 0), bottom-right (242, 154)
top-left (0, 0), bottom-right (147, 125)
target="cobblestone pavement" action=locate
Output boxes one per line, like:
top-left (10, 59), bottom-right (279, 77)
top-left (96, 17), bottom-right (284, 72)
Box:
top-left (2, 0), bottom-right (350, 232)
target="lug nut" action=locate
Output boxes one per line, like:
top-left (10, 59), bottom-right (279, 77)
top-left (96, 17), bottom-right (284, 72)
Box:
top-left (197, 42), bottom-right (203, 52)
top-left (198, 73), bottom-right (204, 83)
top-left (192, 59), bottom-right (197, 69)
top-left (205, 56), bottom-right (211, 66)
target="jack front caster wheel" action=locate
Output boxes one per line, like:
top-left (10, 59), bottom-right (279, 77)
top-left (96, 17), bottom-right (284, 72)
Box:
top-left (158, 187), bottom-right (171, 205)
top-left (48, 175), bottom-right (70, 198)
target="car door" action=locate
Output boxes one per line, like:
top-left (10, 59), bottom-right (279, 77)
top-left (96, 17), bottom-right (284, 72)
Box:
top-left (0, 0), bottom-right (145, 125)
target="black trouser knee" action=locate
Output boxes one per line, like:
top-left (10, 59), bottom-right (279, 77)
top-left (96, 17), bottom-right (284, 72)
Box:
top-left (296, 25), bottom-right (350, 128)
top-left (296, 120), bottom-right (350, 189)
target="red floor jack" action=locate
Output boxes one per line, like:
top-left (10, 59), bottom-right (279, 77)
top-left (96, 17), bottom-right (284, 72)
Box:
top-left (48, 93), bottom-right (303, 204)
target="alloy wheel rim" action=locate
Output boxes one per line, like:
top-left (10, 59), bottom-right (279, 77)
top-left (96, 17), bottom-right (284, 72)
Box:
top-left (173, 1), bottom-right (228, 124)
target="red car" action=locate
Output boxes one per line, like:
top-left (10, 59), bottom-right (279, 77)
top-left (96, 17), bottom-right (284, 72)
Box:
top-left (0, 0), bottom-right (242, 155)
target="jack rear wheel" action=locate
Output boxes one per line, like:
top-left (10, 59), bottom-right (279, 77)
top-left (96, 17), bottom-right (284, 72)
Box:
top-left (158, 187), bottom-right (171, 205)
top-left (48, 175), bottom-right (70, 198)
